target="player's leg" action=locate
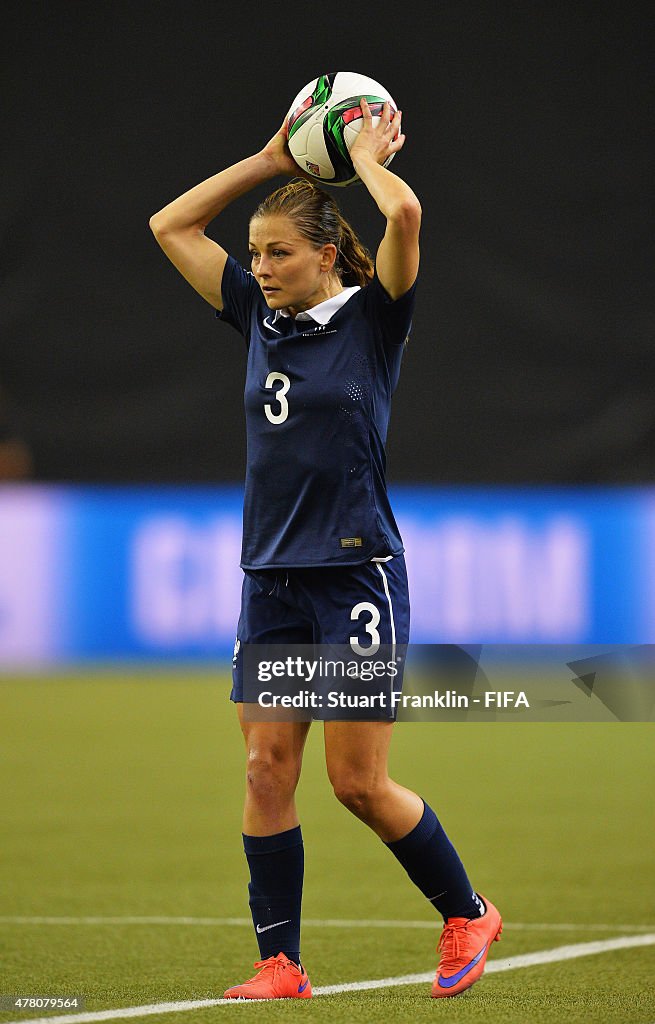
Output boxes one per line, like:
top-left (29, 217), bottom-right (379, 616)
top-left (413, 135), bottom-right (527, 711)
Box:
top-left (315, 552), bottom-right (485, 918)
top-left (324, 717), bottom-right (501, 997)
top-left (324, 718), bottom-right (482, 910)
top-left (315, 556), bottom-right (501, 996)
top-left (224, 572), bottom-right (314, 999)
top-left (323, 718), bottom-right (420, 838)
top-left (238, 705), bottom-right (310, 836)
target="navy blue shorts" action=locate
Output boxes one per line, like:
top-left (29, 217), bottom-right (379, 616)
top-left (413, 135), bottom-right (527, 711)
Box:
top-left (231, 555), bottom-right (410, 704)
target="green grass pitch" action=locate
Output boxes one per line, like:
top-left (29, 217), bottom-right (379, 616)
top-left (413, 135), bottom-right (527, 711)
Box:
top-left (1, 670), bottom-right (654, 1024)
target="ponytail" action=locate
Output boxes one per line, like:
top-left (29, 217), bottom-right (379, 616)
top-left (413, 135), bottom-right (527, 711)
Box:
top-left (335, 213), bottom-right (374, 287)
top-left (251, 179), bottom-right (374, 287)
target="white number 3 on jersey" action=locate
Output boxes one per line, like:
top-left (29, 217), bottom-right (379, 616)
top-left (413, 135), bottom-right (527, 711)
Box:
top-left (264, 372), bottom-right (291, 424)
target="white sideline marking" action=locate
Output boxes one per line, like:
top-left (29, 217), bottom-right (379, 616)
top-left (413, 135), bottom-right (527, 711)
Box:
top-left (316, 933), bottom-right (655, 994)
top-left (1, 915), bottom-right (654, 933)
top-left (1, 933), bottom-right (654, 1024)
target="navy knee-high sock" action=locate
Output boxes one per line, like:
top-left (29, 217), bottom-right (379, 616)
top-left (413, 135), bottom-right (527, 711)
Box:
top-left (243, 826), bottom-right (304, 964)
top-left (385, 801), bottom-right (484, 921)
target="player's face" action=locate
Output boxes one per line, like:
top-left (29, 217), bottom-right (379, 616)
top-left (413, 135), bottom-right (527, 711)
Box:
top-left (248, 216), bottom-right (338, 315)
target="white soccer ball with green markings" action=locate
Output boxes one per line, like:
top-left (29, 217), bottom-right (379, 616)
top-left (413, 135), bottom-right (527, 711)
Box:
top-left (286, 71), bottom-right (397, 187)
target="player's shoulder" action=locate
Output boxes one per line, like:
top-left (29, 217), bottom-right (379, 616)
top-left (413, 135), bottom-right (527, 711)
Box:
top-left (215, 256), bottom-right (266, 333)
top-left (348, 273), bottom-right (417, 330)
top-left (357, 271), bottom-right (418, 307)
top-left (222, 255), bottom-right (258, 292)
top-left (351, 273), bottom-right (417, 352)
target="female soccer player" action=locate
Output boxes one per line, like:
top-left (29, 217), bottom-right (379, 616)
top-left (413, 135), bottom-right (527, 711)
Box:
top-left (150, 98), bottom-right (501, 1000)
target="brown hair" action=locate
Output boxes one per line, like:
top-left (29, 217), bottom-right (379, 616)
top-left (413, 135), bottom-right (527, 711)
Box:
top-left (250, 179), bottom-right (374, 288)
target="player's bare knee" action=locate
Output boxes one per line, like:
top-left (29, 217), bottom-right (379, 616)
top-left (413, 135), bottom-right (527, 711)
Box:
top-left (246, 746), bottom-right (301, 801)
top-left (331, 776), bottom-right (384, 821)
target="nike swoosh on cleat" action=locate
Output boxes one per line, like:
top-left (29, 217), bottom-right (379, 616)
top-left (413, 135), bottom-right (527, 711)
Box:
top-left (437, 943), bottom-right (487, 988)
top-left (255, 919), bottom-right (291, 933)
top-left (297, 978), bottom-right (310, 993)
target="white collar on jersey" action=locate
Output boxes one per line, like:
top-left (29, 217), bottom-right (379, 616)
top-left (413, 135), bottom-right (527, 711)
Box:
top-left (272, 285), bottom-right (360, 325)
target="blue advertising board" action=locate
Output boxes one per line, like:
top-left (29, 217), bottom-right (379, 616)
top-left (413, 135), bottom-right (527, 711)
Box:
top-left (1, 485), bottom-right (654, 665)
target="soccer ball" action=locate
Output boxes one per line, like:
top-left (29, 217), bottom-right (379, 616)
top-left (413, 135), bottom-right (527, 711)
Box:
top-left (285, 71), bottom-right (397, 187)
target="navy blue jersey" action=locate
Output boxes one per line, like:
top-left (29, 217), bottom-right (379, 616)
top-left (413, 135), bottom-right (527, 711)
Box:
top-left (217, 255), bottom-right (416, 568)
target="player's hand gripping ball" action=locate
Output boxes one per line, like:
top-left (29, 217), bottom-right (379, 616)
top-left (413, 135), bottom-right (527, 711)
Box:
top-left (286, 71), bottom-right (398, 187)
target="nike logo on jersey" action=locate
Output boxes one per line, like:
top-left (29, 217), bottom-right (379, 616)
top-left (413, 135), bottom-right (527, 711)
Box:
top-left (436, 943), bottom-right (487, 988)
top-left (255, 919), bottom-right (291, 934)
top-left (262, 316), bottom-right (282, 334)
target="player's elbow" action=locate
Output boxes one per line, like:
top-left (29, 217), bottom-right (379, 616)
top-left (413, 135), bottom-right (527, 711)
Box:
top-left (388, 196), bottom-right (422, 232)
top-left (149, 211), bottom-right (169, 238)
top-left (149, 213), bottom-right (204, 243)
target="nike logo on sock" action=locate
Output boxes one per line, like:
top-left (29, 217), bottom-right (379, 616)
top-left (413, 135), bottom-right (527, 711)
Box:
top-left (428, 890), bottom-right (447, 901)
top-left (255, 919), bottom-right (291, 933)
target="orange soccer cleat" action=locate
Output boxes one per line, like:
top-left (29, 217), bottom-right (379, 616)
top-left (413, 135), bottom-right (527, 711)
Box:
top-left (223, 952), bottom-right (312, 1000)
top-left (431, 894), bottom-right (503, 998)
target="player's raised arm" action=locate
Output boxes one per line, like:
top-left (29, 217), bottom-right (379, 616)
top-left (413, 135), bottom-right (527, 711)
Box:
top-left (149, 124), bottom-right (300, 309)
top-left (349, 99), bottom-right (421, 300)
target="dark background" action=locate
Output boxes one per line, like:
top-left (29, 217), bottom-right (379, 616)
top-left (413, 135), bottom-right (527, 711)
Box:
top-left (2, 1), bottom-right (651, 483)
